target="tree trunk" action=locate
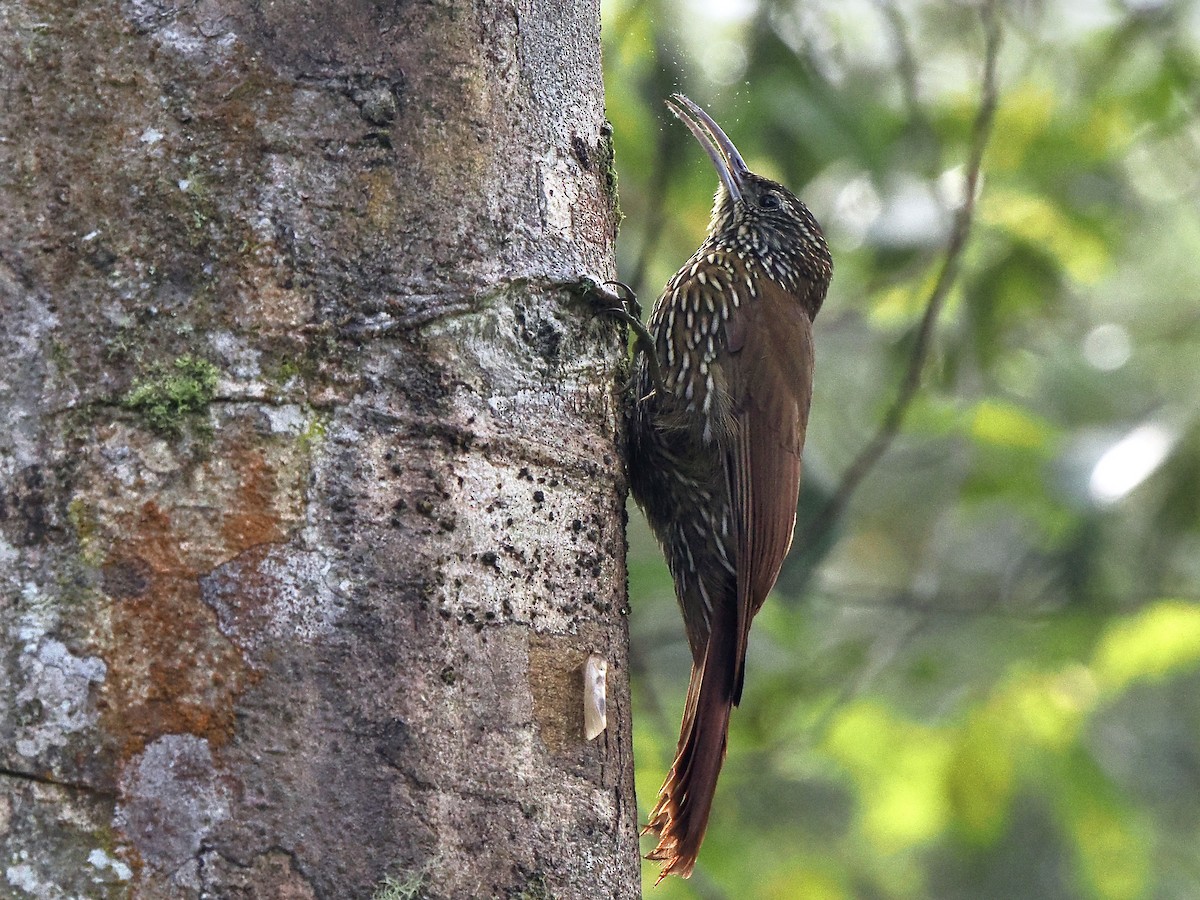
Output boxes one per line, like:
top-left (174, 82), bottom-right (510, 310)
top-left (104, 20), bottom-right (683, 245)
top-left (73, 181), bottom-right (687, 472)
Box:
top-left (0, 2), bottom-right (638, 898)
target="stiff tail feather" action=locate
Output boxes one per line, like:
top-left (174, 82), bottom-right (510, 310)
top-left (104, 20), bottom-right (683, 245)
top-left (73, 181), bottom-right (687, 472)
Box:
top-left (643, 624), bottom-right (737, 880)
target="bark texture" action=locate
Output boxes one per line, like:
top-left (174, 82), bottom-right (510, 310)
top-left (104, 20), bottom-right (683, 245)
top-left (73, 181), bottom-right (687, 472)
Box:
top-left (0, 1), bottom-right (637, 898)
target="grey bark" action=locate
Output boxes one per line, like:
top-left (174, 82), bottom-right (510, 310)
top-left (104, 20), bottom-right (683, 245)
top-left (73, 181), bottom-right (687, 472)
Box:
top-left (0, 1), bottom-right (638, 898)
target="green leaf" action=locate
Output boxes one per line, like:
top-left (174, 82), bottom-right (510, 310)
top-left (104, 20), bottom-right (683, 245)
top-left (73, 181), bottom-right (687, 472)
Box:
top-left (947, 705), bottom-right (1015, 843)
top-left (1093, 600), bottom-right (1200, 696)
top-left (825, 702), bottom-right (952, 852)
top-left (981, 188), bottom-right (1111, 284)
top-left (969, 399), bottom-right (1057, 451)
top-left (988, 82), bottom-right (1058, 172)
top-left (1058, 750), bottom-right (1149, 900)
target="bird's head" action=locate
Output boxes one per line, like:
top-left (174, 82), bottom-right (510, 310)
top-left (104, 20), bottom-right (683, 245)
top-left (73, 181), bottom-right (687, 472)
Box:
top-left (666, 93), bottom-right (832, 300)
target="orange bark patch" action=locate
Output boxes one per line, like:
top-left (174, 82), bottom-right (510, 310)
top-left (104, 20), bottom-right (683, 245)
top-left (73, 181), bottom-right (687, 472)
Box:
top-left (221, 447), bottom-right (284, 549)
top-left (98, 444), bottom-right (289, 758)
top-left (100, 502), bottom-right (250, 756)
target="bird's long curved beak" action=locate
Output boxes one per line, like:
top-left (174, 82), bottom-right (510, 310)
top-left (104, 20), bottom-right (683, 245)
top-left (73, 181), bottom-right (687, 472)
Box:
top-left (665, 93), bottom-right (750, 204)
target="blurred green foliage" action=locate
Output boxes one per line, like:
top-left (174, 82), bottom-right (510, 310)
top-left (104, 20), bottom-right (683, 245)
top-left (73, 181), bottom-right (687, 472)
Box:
top-left (602, 0), bottom-right (1200, 896)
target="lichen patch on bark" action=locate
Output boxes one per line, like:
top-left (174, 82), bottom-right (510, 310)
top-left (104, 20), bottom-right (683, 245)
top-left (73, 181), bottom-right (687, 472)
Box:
top-left (200, 544), bottom-right (339, 664)
top-left (13, 632), bottom-right (107, 760)
top-left (115, 734), bottom-right (230, 879)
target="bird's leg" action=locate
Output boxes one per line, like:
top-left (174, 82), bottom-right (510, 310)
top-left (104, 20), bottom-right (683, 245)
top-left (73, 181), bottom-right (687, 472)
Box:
top-left (581, 278), bottom-right (669, 399)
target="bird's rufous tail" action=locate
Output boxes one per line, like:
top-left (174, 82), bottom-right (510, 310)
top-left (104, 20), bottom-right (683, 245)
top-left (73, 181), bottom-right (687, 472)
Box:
top-left (643, 621), bottom-right (737, 881)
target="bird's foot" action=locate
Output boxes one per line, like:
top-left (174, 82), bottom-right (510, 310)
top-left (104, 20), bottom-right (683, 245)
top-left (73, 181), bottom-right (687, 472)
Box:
top-left (581, 278), bottom-right (669, 398)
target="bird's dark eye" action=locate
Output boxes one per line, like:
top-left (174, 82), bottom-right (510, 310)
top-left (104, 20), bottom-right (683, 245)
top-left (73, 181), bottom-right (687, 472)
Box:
top-left (760, 191), bottom-right (781, 210)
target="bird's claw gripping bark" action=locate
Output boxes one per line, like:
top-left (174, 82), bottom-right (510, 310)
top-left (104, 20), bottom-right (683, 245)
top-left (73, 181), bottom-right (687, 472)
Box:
top-left (582, 278), bottom-right (669, 399)
top-left (600, 279), bottom-right (643, 320)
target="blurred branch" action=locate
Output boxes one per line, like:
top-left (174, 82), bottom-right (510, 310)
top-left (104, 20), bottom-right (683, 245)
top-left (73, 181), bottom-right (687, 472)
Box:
top-left (800, 1), bottom-right (1003, 549)
top-left (874, 0), bottom-right (941, 176)
top-left (809, 609), bottom-right (931, 742)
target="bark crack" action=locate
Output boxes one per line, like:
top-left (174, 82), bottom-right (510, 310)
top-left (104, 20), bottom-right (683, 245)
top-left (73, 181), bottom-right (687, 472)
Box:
top-left (0, 764), bottom-right (117, 798)
top-left (334, 275), bottom-right (611, 338)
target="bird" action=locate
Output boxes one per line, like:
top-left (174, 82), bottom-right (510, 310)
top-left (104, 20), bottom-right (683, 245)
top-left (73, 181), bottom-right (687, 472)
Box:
top-left (627, 94), bottom-right (832, 880)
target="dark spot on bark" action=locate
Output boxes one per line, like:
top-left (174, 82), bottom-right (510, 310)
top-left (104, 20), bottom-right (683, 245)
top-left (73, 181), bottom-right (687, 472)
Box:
top-left (103, 557), bottom-right (153, 599)
top-left (16, 698), bottom-right (44, 727)
top-left (570, 135), bottom-right (591, 170)
top-left (354, 84), bottom-right (398, 126)
top-left (358, 130), bottom-right (394, 151)
top-left (532, 490), bottom-right (544, 503)
top-left (0, 466), bottom-right (49, 547)
top-left (480, 550), bottom-right (498, 569)
top-left (376, 718), bottom-right (412, 769)
top-left (84, 243), bottom-right (118, 272)
top-left (536, 324), bottom-right (561, 363)
top-left (440, 666), bottom-right (456, 685)
top-left (514, 303), bottom-right (562, 365)
top-left (404, 420), bottom-right (473, 452)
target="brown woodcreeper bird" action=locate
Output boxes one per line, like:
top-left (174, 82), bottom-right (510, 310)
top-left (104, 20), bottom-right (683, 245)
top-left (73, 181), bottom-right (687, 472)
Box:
top-left (626, 94), bottom-right (832, 880)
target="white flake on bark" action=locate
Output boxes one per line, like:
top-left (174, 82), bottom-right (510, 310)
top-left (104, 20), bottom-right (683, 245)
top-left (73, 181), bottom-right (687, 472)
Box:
top-left (13, 627), bottom-right (107, 758)
top-left (583, 653), bottom-right (607, 740)
top-left (88, 848), bottom-right (133, 881)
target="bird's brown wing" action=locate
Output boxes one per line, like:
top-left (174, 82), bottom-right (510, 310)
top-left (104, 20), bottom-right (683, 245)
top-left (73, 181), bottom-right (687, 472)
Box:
top-left (724, 274), bottom-right (814, 701)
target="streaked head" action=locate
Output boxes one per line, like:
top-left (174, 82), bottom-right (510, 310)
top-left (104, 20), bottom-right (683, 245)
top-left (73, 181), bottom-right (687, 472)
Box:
top-left (665, 94), bottom-right (832, 297)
